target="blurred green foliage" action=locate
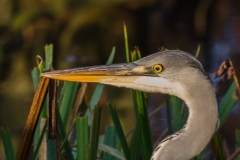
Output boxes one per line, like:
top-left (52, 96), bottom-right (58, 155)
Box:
top-left (1, 0), bottom-right (240, 159)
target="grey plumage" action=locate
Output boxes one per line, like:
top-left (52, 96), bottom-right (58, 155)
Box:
top-left (42, 50), bottom-right (219, 160)
top-left (136, 51), bottom-right (218, 160)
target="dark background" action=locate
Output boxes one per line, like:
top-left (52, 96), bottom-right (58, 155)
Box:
top-left (0, 0), bottom-right (240, 157)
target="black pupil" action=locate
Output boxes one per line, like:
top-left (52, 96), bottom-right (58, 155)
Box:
top-left (155, 66), bottom-right (160, 71)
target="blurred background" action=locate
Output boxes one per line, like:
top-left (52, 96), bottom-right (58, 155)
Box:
top-left (0, 0), bottom-right (240, 158)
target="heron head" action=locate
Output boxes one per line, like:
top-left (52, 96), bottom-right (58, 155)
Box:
top-left (42, 50), bottom-right (209, 97)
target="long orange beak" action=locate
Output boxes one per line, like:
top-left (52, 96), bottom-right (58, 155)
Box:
top-left (41, 63), bottom-right (150, 83)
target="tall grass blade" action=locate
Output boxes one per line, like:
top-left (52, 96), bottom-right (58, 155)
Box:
top-left (130, 117), bottom-right (141, 160)
top-left (130, 90), bottom-right (138, 116)
top-left (31, 68), bottom-right (40, 91)
top-left (103, 126), bottom-right (120, 160)
top-left (43, 44), bottom-right (53, 118)
top-left (76, 116), bottom-right (89, 160)
top-left (99, 144), bottom-right (126, 160)
top-left (47, 140), bottom-right (57, 160)
top-left (131, 49), bottom-right (141, 62)
top-left (212, 132), bottom-right (224, 160)
top-left (123, 23), bottom-right (130, 63)
top-left (89, 106), bottom-right (101, 160)
top-left (106, 47), bottom-right (116, 65)
top-left (108, 104), bottom-right (131, 160)
top-left (44, 44), bottom-right (53, 69)
top-left (57, 108), bottom-right (74, 160)
top-left (67, 83), bottom-right (87, 138)
top-left (148, 103), bottom-right (165, 118)
top-left (0, 128), bottom-right (15, 160)
top-left (219, 82), bottom-right (238, 127)
top-left (136, 91), bottom-right (153, 159)
top-left (195, 44), bottom-right (201, 58)
top-left (97, 135), bottom-right (105, 158)
top-left (171, 96), bottom-right (182, 131)
top-left (89, 83), bottom-right (104, 110)
top-left (59, 82), bottom-right (79, 128)
top-left (135, 47), bottom-right (142, 59)
top-left (31, 68), bottom-right (41, 153)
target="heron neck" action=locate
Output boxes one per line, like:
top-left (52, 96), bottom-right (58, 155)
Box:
top-left (183, 86), bottom-right (218, 156)
top-left (151, 79), bottom-right (218, 160)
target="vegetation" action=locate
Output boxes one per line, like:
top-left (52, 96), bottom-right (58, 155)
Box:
top-left (1, 24), bottom-right (240, 160)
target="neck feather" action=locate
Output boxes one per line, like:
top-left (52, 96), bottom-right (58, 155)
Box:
top-left (151, 78), bottom-right (218, 160)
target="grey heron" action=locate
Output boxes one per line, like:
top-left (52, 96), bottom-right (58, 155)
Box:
top-left (42, 50), bottom-right (219, 160)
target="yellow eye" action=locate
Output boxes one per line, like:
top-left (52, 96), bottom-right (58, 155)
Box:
top-left (153, 64), bottom-right (163, 73)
